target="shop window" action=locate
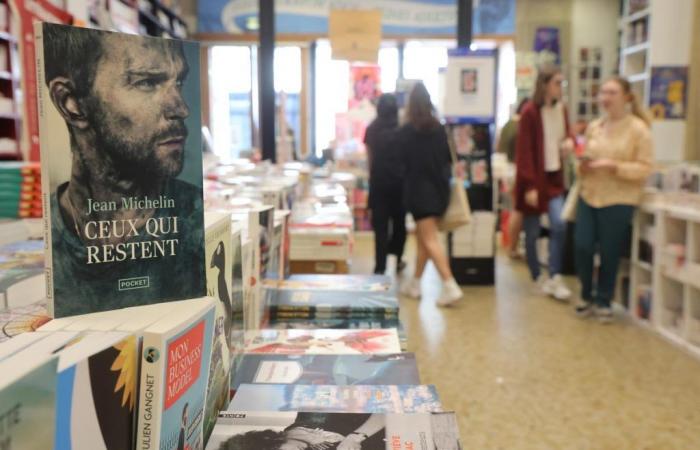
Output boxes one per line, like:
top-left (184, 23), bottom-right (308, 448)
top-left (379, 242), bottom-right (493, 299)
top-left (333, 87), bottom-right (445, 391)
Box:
top-left (209, 46), bottom-right (253, 159)
top-left (274, 46), bottom-right (302, 157)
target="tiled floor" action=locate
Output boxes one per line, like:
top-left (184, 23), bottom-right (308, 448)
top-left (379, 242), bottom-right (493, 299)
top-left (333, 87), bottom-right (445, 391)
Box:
top-left (352, 234), bottom-right (700, 449)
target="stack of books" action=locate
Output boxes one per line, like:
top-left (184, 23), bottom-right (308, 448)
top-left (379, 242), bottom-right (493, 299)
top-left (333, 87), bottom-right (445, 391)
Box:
top-left (0, 162), bottom-right (42, 218)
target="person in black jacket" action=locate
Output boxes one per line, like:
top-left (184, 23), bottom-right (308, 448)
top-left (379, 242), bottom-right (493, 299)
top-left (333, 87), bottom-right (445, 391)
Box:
top-left (364, 94), bottom-right (406, 274)
top-left (398, 83), bottom-right (463, 306)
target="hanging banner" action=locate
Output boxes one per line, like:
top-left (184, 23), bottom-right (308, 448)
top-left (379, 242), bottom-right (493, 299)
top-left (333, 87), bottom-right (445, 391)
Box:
top-left (9, 0), bottom-right (72, 161)
top-left (198, 0), bottom-right (515, 36)
top-left (329, 9), bottom-right (381, 63)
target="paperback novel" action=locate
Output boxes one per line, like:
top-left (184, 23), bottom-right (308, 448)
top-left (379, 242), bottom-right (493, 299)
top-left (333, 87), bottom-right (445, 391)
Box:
top-left (230, 384), bottom-right (443, 413)
top-left (35, 23), bottom-right (206, 317)
top-left (230, 353), bottom-right (421, 392)
top-left (205, 411), bottom-right (462, 450)
top-left (203, 212), bottom-right (233, 443)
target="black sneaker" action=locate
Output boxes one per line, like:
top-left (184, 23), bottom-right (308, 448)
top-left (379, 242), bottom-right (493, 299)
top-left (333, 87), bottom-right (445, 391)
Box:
top-left (575, 299), bottom-right (594, 318)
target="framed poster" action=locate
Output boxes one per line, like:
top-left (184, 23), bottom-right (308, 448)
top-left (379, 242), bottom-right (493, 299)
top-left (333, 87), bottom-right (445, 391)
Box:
top-left (649, 66), bottom-right (688, 120)
top-left (441, 49), bottom-right (497, 121)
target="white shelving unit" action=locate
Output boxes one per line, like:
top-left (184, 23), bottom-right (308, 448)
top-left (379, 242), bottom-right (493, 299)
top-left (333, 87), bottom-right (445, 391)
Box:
top-left (617, 0), bottom-right (694, 162)
top-left (629, 197), bottom-right (700, 359)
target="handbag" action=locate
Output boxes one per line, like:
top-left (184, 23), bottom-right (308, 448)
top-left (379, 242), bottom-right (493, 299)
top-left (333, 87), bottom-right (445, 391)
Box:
top-left (561, 181), bottom-right (580, 222)
top-left (438, 130), bottom-right (471, 232)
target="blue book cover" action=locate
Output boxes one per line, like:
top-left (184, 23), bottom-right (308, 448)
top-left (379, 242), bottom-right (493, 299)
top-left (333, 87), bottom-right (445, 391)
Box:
top-left (230, 353), bottom-right (421, 392)
top-left (230, 384), bottom-right (443, 414)
top-left (35, 23), bottom-right (206, 317)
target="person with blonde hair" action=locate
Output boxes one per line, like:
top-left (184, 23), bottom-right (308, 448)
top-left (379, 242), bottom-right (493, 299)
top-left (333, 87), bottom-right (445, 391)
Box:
top-left (574, 76), bottom-right (654, 323)
top-left (399, 82), bottom-right (463, 307)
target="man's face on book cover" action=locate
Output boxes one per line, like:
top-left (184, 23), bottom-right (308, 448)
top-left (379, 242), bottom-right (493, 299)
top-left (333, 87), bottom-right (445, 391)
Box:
top-left (86, 35), bottom-right (190, 180)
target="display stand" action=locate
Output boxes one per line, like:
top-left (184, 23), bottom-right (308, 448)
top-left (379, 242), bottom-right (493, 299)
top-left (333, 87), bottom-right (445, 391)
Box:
top-left (441, 49), bottom-right (498, 286)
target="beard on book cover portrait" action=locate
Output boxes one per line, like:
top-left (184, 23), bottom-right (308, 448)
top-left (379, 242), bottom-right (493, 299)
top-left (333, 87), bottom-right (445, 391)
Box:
top-left (42, 25), bottom-right (205, 316)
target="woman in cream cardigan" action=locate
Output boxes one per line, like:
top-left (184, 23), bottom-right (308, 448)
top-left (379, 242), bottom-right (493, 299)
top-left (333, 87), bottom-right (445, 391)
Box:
top-left (574, 76), bottom-right (654, 323)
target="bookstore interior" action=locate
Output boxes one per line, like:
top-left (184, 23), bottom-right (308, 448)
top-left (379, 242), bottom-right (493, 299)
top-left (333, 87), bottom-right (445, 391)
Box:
top-left (1, 0), bottom-right (700, 448)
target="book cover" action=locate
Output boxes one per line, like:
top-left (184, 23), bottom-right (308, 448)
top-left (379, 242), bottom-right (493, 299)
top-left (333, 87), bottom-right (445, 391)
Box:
top-left (267, 317), bottom-right (401, 329)
top-left (204, 212), bottom-right (233, 444)
top-left (275, 210), bottom-right (291, 279)
top-left (243, 329), bottom-right (402, 355)
top-left (230, 384), bottom-right (443, 413)
top-left (267, 289), bottom-right (399, 317)
top-left (205, 411), bottom-right (462, 450)
top-left (136, 298), bottom-right (216, 450)
top-left (0, 354), bottom-right (58, 450)
top-left (229, 224), bottom-right (244, 381)
top-left (230, 353), bottom-right (421, 392)
top-left (0, 239), bottom-right (45, 311)
top-left (53, 331), bottom-right (138, 450)
top-left (266, 274), bottom-right (395, 292)
top-left (267, 219), bottom-right (283, 280)
top-left (35, 23), bottom-right (205, 317)
top-left (203, 212), bottom-right (233, 442)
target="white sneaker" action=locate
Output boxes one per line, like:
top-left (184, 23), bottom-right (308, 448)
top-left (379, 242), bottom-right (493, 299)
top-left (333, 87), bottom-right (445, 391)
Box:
top-left (401, 278), bottom-right (421, 299)
top-left (536, 274), bottom-right (551, 295)
top-left (437, 278), bottom-right (463, 307)
top-left (547, 274), bottom-right (572, 301)
top-left (595, 306), bottom-right (614, 324)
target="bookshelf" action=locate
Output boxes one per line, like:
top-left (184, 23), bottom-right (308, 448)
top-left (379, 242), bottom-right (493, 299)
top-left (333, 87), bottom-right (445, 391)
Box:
top-left (617, 0), bottom-right (694, 162)
top-left (0, 0), bottom-right (21, 160)
top-left (628, 196), bottom-right (700, 359)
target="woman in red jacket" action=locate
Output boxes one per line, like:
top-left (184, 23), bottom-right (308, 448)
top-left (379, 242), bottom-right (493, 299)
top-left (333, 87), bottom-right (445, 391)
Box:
top-left (515, 66), bottom-right (573, 300)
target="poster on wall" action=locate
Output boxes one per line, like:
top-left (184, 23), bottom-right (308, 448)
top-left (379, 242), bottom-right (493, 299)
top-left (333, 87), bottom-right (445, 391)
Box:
top-left (441, 49), bottom-right (497, 121)
top-left (649, 66), bottom-right (688, 120)
top-left (335, 65), bottom-right (381, 158)
top-left (534, 27), bottom-right (560, 65)
top-left (198, 0), bottom-right (515, 36)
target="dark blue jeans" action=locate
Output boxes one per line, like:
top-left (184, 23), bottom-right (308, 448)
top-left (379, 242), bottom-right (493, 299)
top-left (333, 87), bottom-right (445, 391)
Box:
top-left (523, 195), bottom-right (566, 280)
top-left (574, 198), bottom-right (635, 307)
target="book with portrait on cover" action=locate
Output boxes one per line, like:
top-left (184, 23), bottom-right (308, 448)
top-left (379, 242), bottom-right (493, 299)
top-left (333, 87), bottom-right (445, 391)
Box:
top-left (35, 23), bottom-right (206, 317)
top-left (206, 411), bottom-right (462, 450)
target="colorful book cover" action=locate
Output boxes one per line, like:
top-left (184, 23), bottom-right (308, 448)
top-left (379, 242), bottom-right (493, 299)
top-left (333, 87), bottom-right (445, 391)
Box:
top-left (204, 211), bottom-right (233, 444)
top-left (0, 239), bottom-right (45, 311)
top-left (649, 66), bottom-right (688, 119)
top-left (35, 23), bottom-right (205, 317)
top-left (230, 384), bottom-right (443, 413)
top-left (229, 224), bottom-right (245, 382)
top-left (205, 411), bottom-right (462, 450)
top-left (0, 162), bottom-right (41, 174)
top-left (243, 329), bottom-right (402, 355)
top-left (53, 331), bottom-right (138, 450)
top-left (230, 353), bottom-right (421, 392)
top-left (136, 298), bottom-right (215, 450)
top-left (0, 354), bottom-right (58, 450)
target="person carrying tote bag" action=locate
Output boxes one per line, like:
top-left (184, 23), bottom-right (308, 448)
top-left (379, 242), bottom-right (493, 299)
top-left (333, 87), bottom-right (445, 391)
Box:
top-left (398, 82), bottom-right (463, 307)
top-left (439, 128), bottom-right (472, 232)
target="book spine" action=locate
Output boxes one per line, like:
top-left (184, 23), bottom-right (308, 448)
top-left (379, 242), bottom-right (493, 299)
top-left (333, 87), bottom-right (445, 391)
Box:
top-left (34, 23), bottom-right (54, 316)
top-left (136, 333), bottom-right (164, 450)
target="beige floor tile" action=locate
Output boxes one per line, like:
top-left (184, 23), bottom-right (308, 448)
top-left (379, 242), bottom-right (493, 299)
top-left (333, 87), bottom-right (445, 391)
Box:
top-left (352, 234), bottom-right (700, 449)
